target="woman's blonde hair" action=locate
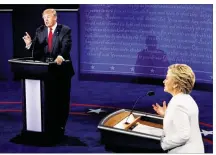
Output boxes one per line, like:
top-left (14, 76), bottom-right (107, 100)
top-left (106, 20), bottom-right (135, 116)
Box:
top-left (168, 64), bottom-right (195, 94)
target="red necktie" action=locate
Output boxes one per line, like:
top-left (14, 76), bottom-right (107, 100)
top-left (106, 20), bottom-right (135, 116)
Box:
top-left (48, 27), bottom-right (53, 52)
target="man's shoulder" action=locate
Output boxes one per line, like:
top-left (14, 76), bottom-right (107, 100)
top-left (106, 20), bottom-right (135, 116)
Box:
top-left (36, 25), bottom-right (45, 32)
top-left (58, 24), bottom-right (71, 31)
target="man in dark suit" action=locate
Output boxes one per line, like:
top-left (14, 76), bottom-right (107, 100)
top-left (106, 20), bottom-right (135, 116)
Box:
top-left (23, 8), bottom-right (74, 140)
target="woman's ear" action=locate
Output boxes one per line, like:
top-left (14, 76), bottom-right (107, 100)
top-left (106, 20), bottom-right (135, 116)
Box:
top-left (173, 84), bottom-right (178, 89)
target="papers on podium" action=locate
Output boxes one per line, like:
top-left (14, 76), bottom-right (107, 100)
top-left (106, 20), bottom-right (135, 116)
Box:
top-left (113, 114), bottom-right (163, 137)
top-left (114, 114), bottom-right (135, 129)
top-left (132, 123), bottom-right (163, 137)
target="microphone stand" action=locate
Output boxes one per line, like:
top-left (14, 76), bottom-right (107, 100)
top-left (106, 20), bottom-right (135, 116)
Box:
top-left (125, 91), bottom-right (155, 124)
top-left (31, 33), bottom-right (38, 61)
top-left (31, 39), bottom-right (35, 60)
top-left (125, 95), bottom-right (143, 124)
top-left (31, 26), bottom-right (42, 61)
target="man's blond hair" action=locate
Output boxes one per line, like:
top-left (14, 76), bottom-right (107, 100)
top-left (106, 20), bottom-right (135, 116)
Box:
top-left (42, 9), bottom-right (57, 17)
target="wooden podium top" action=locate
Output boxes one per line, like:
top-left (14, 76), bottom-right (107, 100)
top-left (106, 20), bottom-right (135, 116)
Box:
top-left (104, 111), bottom-right (130, 127)
top-left (103, 111), bottom-right (163, 130)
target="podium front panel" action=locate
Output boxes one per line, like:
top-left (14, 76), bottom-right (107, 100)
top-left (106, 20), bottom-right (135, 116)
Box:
top-left (25, 79), bottom-right (42, 132)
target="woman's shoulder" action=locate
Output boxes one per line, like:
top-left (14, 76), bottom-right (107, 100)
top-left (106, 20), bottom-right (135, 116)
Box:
top-left (171, 94), bottom-right (198, 110)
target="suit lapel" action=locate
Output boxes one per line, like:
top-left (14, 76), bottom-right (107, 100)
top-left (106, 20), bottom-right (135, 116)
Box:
top-left (51, 24), bottom-right (61, 53)
top-left (43, 27), bottom-right (48, 53)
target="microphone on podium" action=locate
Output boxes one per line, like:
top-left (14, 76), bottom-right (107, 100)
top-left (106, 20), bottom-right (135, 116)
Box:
top-left (31, 37), bottom-right (37, 59)
top-left (32, 25), bottom-right (44, 59)
top-left (125, 91), bottom-right (155, 124)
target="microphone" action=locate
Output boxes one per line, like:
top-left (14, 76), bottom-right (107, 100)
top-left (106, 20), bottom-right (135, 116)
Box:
top-left (125, 91), bottom-right (155, 124)
top-left (31, 36), bottom-right (37, 59)
top-left (32, 25), bottom-right (44, 59)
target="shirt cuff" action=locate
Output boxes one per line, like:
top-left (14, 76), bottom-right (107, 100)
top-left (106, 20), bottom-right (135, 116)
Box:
top-left (25, 43), bottom-right (32, 49)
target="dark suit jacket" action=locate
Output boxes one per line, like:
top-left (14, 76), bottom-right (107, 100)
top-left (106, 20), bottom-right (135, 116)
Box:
top-left (29, 24), bottom-right (74, 77)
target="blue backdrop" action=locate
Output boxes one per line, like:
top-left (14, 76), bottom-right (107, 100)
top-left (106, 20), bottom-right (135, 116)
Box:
top-left (0, 12), bottom-right (13, 80)
top-left (79, 4), bottom-right (213, 85)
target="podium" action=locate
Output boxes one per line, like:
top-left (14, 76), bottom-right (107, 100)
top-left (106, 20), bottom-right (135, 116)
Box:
top-left (98, 109), bottom-right (165, 153)
top-left (8, 57), bottom-right (71, 145)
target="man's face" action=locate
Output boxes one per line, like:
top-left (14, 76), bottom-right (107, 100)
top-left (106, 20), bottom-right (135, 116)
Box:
top-left (43, 13), bottom-right (57, 27)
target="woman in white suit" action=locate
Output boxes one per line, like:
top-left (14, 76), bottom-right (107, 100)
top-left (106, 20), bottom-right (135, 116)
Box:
top-left (152, 64), bottom-right (204, 153)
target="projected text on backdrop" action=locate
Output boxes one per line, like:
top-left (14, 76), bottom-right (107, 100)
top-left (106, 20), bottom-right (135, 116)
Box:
top-left (79, 4), bottom-right (213, 84)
